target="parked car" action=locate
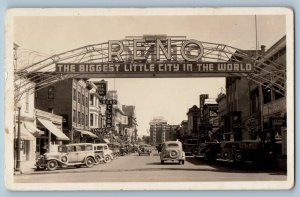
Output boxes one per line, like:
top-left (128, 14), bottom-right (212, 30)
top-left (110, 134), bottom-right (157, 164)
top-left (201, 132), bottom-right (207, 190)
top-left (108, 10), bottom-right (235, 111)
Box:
top-left (92, 143), bottom-right (114, 163)
top-left (108, 143), bottom-right (120, 158)
top-left (160, 141), bottom-right (185, 165)
top-left (138, 145), bottom-right (152, 156)
top-left (35, 143), bottom-right (97, 171)
top-left (194, 142), bottom-right (221, 162)
top-left (183, 139), bottom-right (199, 156)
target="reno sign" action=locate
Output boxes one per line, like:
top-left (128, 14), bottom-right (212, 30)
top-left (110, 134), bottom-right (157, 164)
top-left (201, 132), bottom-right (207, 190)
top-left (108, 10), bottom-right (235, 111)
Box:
top-left (55, 36), bottom-right (254, 75)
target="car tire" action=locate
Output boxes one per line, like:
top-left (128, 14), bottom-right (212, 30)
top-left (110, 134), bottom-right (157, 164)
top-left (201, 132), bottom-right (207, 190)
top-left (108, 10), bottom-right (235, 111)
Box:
top-left (104, 155), bottom-right (112, 163)
top-left (161, 160), bottom-right (164, 164)
top-left (47, 160), bottom-right (58, 171)
top-left (85, 157), bottom-right (95, 168)
top-left (234, 151), bottom-right (243, 163)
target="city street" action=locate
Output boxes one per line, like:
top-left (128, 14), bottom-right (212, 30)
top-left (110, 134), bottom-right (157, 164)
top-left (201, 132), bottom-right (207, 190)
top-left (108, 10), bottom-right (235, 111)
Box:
top-left (15, 151), bottom-right (287, 183)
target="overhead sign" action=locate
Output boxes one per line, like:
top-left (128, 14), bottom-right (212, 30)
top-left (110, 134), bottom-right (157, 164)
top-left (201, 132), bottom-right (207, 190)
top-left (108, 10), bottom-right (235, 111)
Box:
top-left (56, 62), bottom-right (253, 74)
top-left (270, 117), bottom-right (286, 127)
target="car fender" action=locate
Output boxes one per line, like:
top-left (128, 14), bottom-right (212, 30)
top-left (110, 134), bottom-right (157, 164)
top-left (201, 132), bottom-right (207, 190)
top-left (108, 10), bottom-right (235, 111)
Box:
top-left (45, 157), bottom-right (67, 165)
top-left (85, 155), bottom-right (97, 163)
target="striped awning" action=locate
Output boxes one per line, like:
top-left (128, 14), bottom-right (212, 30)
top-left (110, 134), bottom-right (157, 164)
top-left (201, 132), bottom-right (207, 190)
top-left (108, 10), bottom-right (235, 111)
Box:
top-left (37, 118), bottom-right (69, 141)
top-left (76, 129), bottom-right (99, 138)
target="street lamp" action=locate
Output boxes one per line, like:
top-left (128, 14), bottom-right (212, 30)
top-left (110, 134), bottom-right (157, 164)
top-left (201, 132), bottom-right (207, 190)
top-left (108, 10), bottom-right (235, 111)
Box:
top-left (15, 103), bottom-right (21, 174)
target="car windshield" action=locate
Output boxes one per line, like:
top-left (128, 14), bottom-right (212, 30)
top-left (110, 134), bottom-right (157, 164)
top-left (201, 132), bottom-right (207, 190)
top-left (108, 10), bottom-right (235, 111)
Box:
top-left (167, 143), bottom-right (179, 148)
top-left (58, 145), bottom-right (67, 152)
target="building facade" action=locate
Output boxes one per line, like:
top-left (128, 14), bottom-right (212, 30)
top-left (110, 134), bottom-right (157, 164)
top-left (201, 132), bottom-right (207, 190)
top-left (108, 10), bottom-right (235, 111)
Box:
top-left (149, 117), bottom-right (177, 145)
top-left (35, 78), bottom-right (98, 143)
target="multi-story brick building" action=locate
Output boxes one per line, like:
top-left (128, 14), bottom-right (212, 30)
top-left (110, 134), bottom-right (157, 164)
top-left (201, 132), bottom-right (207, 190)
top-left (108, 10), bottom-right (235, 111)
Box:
top-left (35, 78), bottom-right (98, 143)
top-left (149, 117), bottom-right (177, 145)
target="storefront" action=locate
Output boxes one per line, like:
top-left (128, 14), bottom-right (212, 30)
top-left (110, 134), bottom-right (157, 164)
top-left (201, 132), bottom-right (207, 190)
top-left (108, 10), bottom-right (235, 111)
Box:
top-left (36, 109), bottom-right (69, 154)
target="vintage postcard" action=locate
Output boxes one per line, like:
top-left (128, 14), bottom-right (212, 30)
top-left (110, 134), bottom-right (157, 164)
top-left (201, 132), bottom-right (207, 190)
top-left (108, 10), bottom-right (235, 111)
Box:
top-left (4, 8), bottom-right (294, 190)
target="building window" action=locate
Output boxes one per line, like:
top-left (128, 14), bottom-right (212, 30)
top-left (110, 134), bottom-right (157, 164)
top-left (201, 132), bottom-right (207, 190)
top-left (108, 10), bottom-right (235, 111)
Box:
top-left (263, 85), bottom-right (272, 104)
top-left (78, 92), bottom-right (81, 104)
top-left (25, 91), bottom-right (29, 113)
top-left (73, 89), bottom-right (76, 101)
top-left (274, 91), bottom-right (284, 100)
top-left (78, 112), bottom-right (81, 125)
top-left (48, 86), bottom-right (55, 99)
top-left (86, 115), bottom-right (88, 127)
top-left (82, 94), bottom-right (85, 106)
top-left (73, 110), bottom-right (76, 122)
top-left (250, 89), bottom-right (259, 114)
top-left (82, 113), bottom-right (84, 127)
top-left (90, 114), bottom-right (94, 126)
top-left (90, 95), bottom-right (94, 106)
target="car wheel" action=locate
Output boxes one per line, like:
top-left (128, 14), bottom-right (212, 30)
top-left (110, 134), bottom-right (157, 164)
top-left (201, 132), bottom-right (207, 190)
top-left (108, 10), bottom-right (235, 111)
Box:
top-left (234, 151), bottom-right (243, 163)
top-left (104, 155), bottom-right (112, 163)
top-left (85, 157), bottom-right (95, 168)
top-left (47, 160), bottom-right (58, 171)
top-left (161, 160), bottom-right (164, 164)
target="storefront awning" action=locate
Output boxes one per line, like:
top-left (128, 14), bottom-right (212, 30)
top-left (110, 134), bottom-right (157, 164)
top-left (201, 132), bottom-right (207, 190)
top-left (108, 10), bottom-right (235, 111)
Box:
top-left (37, 118), bottom-right (69, 141)
top-left (24, 122), bottom-right (44, 136)
top-left (103, 138), bottom-right (110, 143)
top-left (15, 123), bottom-right (35, 141)
top-left (76, 129), bottom-right (99, 138)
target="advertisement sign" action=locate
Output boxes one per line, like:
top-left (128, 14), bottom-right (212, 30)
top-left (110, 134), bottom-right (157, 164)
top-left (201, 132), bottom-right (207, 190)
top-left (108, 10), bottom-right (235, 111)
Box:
top-left (97, 80), bottom-right (107, 96)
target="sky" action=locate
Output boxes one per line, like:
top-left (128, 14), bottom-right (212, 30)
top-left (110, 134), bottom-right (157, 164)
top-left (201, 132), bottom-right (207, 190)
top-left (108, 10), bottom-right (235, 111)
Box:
top-left (13, 13), bottom-right (286, 136)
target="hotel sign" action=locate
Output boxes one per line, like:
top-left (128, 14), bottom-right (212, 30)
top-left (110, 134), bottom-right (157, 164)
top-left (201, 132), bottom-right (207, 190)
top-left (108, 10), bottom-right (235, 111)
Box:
top-left (55, 38), bottom-right (254, 74)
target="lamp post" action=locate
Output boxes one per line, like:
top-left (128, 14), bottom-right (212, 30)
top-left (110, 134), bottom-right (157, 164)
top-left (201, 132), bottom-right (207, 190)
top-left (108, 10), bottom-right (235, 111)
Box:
top-left (15, 105), bottom-right (21, 174)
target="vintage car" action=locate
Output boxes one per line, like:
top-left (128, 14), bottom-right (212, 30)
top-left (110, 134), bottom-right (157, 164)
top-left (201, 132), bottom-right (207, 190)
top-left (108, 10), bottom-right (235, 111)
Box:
top-left (92, 143), bottom-right (114, 163)
top-left (218, 140), bottom-right (273, 164)
top-left (138, 145), bottom-right (152, 156)
top-left (160, 141), bottom-right (185, 165)
top-left (35, 143), bottom-right (98, 171)
top-left (107, 142), bottom-right (120, 157)
top-left (182, 139), bottom-right (199, 156)
top-left (194, 142), bottom-right (221, 162)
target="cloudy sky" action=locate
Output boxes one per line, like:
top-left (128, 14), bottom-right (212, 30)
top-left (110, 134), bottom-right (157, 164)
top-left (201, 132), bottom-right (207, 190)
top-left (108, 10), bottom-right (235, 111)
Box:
top-left (14, 12), bottom-right (286, 136)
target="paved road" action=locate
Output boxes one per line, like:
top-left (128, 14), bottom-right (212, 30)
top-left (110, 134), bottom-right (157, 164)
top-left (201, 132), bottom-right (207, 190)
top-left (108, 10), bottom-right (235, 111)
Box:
top-left (15, 151), bottom-right (287, 182)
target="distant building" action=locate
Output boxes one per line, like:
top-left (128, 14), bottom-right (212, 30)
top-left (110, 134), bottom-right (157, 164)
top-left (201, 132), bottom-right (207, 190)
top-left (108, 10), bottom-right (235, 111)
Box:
top-left (186, 105), bottom-right (200, 137)
top-left (149, 117), bottom-right (177, 145)
top-left (122, 105), bottom-right (138, 143)
top-left (202, 99), bottom-right (219, 141)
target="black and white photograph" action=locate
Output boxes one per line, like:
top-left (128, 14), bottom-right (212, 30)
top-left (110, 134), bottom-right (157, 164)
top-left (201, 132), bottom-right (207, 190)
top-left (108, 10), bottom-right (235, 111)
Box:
top-left (4, 8), bottom-right (294, 190)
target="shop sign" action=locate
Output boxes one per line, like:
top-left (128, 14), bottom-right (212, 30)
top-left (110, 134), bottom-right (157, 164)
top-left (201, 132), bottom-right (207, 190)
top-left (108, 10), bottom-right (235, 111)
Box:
top-left (97, 80), bottom-right (107, 96)
top-left (245, 118), bottom-right (260, 132)
top-left (270, 117), bottom-right (286, 126)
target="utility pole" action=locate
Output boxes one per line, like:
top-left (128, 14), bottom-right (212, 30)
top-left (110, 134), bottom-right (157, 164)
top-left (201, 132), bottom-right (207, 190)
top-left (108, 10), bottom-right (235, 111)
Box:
top-left (15, 105), bottom-right (21, 174)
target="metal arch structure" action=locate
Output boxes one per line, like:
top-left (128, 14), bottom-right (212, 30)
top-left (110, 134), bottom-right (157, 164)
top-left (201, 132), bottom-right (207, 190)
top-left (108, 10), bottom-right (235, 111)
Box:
top-left (14, 36), bottom-right (286, 103)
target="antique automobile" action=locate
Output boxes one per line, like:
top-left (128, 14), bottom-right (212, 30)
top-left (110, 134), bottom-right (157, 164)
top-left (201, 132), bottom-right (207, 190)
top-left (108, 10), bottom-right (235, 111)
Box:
top-left (233, 140), bottom-right (273, 164)
top-left (120, 144), bottom-right (129, 156)
top-left (107, 142), bottom-right (120, 158)
top-left (138, 144), bottom-right (152, 156)
top-left (35, 143), bottom-right (98, 171)
top-left (160, 141), bottom-right (185, 165)
top-left (218, 140), bottom-right (273, 164)
top-left (219, 141), bottom-right (241, 162)
top-left (194, 142), bottom-right (221, 162)
top-left (182, 139), bottom-right (199, 156)
top-left (92, 143), bottom-right (114, 163)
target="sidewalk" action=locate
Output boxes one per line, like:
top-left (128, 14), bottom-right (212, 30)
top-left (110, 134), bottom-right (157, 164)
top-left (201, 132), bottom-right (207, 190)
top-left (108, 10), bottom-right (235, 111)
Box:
top-left (15, 160), bottom-right (36, 175)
